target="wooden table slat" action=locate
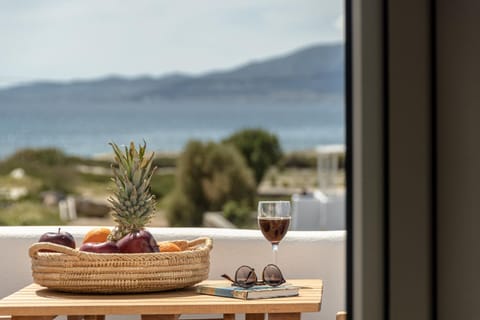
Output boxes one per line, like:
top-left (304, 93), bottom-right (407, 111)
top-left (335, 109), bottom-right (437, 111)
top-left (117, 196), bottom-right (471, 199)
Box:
top-left (11, 317), bottom-right (55, 320)
top-left (245, 314), bottom-right (264, 320)
top-left (268, 314), bottom-right (301, 320)
top-left (141, 315), bottom-right (179, 320)
top-left (0, 280), bottom-right (322, 317)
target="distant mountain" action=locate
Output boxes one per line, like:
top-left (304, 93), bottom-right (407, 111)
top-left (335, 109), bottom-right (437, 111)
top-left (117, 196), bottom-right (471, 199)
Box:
top-left (0, 43), bottom-right (343, 103)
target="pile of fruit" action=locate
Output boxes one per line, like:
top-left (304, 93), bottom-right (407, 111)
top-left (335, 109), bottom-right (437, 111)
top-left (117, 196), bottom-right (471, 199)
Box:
top-left (38, 227), bottom-right (183, 253)
top-left (37, 142), bottom-right (181, 254)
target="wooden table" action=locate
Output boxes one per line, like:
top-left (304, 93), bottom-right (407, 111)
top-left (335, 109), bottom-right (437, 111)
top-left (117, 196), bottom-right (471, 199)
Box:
top-left (0, 279), bottom-right (322, 320)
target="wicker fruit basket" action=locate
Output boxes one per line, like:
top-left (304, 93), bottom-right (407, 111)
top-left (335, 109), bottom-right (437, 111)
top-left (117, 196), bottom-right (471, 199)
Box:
top-left (29, 237), bottom-right (212, 294)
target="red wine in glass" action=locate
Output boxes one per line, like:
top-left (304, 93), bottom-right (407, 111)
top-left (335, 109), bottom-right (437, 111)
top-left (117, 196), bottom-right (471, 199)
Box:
top-left (257, 201), bottom-right (291, 265)
top-left (258, 217), bottom-right (291, 244)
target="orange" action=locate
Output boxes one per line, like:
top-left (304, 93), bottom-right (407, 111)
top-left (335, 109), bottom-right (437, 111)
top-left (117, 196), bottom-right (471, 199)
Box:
top-left (82, 227), bottom-right (111, 244)
top-left (158, 242), bottom-right (182, 252)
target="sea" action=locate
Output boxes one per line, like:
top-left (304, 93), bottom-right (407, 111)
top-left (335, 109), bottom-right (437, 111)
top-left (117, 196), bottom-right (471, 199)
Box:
top-left (0, 98), bottom-right (344, 159)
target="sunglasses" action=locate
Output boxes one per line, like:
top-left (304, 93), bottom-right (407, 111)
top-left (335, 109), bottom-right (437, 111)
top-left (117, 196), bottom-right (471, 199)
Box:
top-left (221, 264), bottom-right (286, 288)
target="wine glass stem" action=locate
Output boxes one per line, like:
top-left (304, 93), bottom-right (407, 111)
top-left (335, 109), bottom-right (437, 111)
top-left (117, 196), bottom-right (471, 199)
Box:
top-left (272, 243), bottom-right (279, 265)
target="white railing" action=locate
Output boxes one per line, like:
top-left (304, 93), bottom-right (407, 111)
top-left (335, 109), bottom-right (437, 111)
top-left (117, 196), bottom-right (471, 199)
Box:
top-left (0, 226), bottom-right (346, 320)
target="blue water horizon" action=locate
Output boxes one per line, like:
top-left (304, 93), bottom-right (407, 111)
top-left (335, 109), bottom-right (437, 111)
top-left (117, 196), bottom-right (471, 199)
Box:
top-left (0, 98), bottom-right (344, 159)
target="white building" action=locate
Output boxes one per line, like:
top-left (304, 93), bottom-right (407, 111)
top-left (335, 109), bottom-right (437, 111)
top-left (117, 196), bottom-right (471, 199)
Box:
top-left (291, 144), bottom-right (345, 231)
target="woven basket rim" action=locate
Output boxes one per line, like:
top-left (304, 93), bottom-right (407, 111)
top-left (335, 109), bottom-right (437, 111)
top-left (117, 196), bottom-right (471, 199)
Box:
top-left (29, 236), bottom-right (212, 258)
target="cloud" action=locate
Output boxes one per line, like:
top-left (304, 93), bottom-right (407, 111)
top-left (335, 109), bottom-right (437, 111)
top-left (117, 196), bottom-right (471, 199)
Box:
top-left (0, 0), bottom-right (343, 86)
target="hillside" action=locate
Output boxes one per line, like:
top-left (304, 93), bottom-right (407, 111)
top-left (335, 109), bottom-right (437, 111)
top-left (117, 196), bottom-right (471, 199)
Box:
top-left (0, 43), bottom-right (343, 102)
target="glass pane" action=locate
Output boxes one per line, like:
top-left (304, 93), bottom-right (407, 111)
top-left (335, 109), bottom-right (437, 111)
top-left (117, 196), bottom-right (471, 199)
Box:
top-left (0, 0), bottom-right (344, 230)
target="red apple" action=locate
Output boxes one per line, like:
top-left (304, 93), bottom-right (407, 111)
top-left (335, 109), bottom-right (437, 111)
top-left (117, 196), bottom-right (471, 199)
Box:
top-left (117, 229), bottom-right (159, 253)
top-left (79, 241), bottom-right (119, 253)
top-left (39, 228), bottom-right (76, 251)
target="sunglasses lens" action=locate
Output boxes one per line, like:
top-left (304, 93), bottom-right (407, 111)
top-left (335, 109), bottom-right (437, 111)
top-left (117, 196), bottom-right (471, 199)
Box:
top-left (235, 266), bottom-right (257, 287)
top-left (263, 264), bottom-right (285, 286)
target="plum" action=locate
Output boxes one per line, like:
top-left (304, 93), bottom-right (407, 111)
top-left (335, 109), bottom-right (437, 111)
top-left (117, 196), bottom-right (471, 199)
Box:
top-left (79, 241), bottom-right (120, 253)
top-left (116, 229), bottom-right (159, 253)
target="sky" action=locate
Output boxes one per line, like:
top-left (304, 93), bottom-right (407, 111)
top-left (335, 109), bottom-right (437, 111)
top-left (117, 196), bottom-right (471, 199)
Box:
top-left (0, 0), bottom-right (344, 88)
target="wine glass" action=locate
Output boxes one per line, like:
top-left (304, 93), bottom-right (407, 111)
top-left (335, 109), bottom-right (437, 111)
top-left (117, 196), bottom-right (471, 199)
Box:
top-left (257, 201), bottom-right (291, 265)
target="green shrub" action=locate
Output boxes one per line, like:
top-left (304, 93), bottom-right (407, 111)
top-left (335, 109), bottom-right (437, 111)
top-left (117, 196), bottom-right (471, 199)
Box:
top-left (222, 200), bottom-right (253, 228)
top-left (279, 151), bottom-right (346, 170)
top-left (337, 152), bottom-right (346, 170)
top-left (2, 148), bottom-right (71, 167)
top-left (78, 173), bottom-right (110, 184)
top-left (164, 190), bottom-right (201, 226)
top-left (0, 148), bottom-right (78, 193)
top-left (279, 152), bottom-right (317, 169)
top-left (0, 201), bottom-right (62, 226)
top-left (166, 140), bottom-right (256, 227)
top-left (152, 155), bottom-right (177, 168)
top-left (222, 129), bottom-right (283, 184)
top-left (150, 173), bottom-right (175, 199)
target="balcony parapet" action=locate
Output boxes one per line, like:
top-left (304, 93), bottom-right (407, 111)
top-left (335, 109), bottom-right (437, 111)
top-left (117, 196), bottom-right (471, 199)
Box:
top-left (0, 226), bottom-right (345, 320)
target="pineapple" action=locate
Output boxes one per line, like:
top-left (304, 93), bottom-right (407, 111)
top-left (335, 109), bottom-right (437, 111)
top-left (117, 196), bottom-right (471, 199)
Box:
top-left (107, 141), bottom-right (157, 248)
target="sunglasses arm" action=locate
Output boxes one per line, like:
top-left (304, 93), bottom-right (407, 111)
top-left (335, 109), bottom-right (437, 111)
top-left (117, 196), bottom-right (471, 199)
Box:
top-left (221, 274), bottom-right (236, 283)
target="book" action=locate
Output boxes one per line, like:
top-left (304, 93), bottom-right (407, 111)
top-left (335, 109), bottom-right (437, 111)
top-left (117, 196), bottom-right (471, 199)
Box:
top-left (196, 283), bottom-right (300, 300)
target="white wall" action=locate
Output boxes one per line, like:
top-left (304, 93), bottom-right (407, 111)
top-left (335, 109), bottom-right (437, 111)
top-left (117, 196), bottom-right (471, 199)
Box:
top-left (0, 226), bottom-right (345, 320)
top-left (292, 192), bottom-right (345, 231)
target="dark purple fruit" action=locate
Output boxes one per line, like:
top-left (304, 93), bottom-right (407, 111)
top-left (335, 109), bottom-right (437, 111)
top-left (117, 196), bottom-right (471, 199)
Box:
top-left (79, 241), bottom-right (119, 253)
top-left (39, 228), bottom-right (76, 250)
top-left (117, 229), bottom-right (159, 253)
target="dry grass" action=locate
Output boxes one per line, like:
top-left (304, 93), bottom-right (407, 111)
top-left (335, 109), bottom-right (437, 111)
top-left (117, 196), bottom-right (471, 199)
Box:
top-left (260, 167), bottom-right (345, 193)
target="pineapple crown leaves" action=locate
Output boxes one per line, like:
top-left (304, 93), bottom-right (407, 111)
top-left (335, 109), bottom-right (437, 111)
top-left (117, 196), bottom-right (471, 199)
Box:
top-left (107, 141), bottom-right (158, 236)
